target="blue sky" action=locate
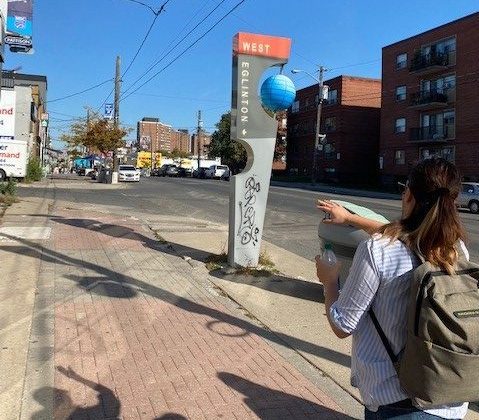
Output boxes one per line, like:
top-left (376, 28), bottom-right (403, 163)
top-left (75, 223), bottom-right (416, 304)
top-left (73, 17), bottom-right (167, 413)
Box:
top-left (5, 0), bottom-right (477, 149)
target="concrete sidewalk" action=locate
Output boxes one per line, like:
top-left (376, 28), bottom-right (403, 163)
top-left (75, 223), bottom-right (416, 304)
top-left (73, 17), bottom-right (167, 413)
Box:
top-left (0, 180), bottom-right (361, 419)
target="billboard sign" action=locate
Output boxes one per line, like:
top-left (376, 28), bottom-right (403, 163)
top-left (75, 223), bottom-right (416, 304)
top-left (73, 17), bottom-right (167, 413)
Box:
top-left (139, 135), bottom-right (150, 151)
top-left (6, 0), bottom-right (33, 53)
top-left (0, 90), bottom-right (16, 140)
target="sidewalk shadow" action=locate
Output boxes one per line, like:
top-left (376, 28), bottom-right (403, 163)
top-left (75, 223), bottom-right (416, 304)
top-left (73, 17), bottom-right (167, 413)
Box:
top-left (218, 372), bottom-right (357, 419)
top-left (0, 231), bottom-right (351, 369)
top-left (50, 216), bottom-right (162, 250)
top-left (32, 367), bottom-right (120, 419)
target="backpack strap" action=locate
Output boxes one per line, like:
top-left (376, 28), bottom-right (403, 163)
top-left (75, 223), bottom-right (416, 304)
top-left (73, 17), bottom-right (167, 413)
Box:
top-left (369, 309), bottom-right (399, 364)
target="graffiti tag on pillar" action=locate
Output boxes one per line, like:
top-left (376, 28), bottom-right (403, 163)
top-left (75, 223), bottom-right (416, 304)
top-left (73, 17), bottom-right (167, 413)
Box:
top-left (237, 176), bottom-right (261, 246)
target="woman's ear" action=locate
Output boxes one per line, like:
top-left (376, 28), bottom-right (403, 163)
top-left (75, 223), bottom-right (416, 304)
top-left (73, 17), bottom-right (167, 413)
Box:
top-left (403, 188), bottom-right (416, 217)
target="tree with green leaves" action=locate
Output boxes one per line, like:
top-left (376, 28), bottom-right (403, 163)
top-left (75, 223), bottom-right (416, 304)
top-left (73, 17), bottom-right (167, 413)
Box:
top-left (208, 111), bottom-right (246, 174)
top-left (61, 110), bottom-right (130, 155)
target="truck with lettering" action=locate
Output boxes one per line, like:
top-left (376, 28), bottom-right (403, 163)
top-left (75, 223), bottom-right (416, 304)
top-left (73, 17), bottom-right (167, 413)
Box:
top-left (0, 140), bottom-right (28, 181)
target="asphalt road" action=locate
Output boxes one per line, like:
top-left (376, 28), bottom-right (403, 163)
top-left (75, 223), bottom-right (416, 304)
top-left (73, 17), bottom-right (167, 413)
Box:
top-left (59, 176), bottom-right (479, 263)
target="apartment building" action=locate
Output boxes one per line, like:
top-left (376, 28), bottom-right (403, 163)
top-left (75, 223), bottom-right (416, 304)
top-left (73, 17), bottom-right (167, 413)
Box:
top-left (170, 129), bottom-right (190, 153)
top-left (137, 117), bottom-right (172, 152)
top-left (287, 75), bottom-right (381, 183)
top-left (191, 132), bottom-right (212, 157)
top-left (380, 12), bottom-right (479, 185)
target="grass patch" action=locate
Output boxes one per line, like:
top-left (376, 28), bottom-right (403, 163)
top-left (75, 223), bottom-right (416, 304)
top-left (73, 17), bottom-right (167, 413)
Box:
top-left (0, 177), bottom-right (19, 211)
top-left (205, 252), bottom-right (228, 271)
top-left (153, 231), bottom-right (168, 244)
top-left (204, 250), bottom-right (278, 276)
top-left (25, 156), bottom-right (43, 182)
top-left (0, 194), bottom-right (19, 207)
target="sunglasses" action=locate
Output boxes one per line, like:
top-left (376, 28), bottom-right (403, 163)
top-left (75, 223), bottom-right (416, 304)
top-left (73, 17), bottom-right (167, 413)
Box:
top-left (398, 180), bottom-right (409, 194)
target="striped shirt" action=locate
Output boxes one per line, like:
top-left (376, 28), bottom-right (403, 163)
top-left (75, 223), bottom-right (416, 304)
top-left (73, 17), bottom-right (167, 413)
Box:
top-left (330, 235), bottom-right (469, 419)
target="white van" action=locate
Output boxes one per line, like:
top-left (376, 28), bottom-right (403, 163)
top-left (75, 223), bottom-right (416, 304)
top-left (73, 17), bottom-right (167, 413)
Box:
top-left (205, 164), bottom-right (229, 179)
top-left (0, 140), bottom-right (28, 181)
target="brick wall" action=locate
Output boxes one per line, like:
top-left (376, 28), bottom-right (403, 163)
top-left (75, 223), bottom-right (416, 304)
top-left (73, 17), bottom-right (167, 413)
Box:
top-left (380, 12), bottom-right (479, 184)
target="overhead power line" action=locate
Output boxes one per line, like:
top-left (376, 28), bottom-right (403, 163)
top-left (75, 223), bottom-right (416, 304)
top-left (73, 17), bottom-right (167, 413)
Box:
top-left (98, 0), bottom-right (172, 112)
top-left (121, 0), bottom-right (229, 99)
top-left (119, 0), bottom-right (158, 14)
top-left (121, 0), bottom-right (247, 102)
top-left (47, 78), bottom-right (113, 104)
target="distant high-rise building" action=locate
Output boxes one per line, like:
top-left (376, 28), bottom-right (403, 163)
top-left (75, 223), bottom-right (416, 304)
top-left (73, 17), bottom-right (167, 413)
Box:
top-left (137, 117), bottom-right (172, 152)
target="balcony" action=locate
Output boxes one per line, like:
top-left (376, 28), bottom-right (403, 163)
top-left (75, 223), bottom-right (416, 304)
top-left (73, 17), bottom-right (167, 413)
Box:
top-left (409, 88), bottom-right (449, 109)
top-left (409, 50), bottom-right (455, 74)
top-left (409, 124), bottom-right (455, 143)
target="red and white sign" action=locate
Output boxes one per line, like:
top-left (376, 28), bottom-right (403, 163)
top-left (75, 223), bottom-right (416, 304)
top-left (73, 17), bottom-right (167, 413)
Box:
top-left (0, 90), bottom-right (16, 140)
top-left (233, 32), bottom-right (291, 59)
top-left (0, 140), bottom-right (28, 177)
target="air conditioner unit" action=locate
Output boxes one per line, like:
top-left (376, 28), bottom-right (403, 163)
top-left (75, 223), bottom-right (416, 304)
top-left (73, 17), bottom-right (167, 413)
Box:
top-left (432, 133), bottom-right (443, 140)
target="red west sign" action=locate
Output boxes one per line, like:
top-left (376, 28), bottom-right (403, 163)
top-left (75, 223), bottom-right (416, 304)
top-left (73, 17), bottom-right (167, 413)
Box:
top-left (233, 32), bottom-right (291, 60)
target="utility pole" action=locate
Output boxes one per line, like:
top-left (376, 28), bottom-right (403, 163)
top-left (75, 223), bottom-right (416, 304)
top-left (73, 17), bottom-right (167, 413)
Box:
top-left (197, 110), bottom-right (202, 176)
top-left (86, 108), bottom-right (90, 155)
top-left (312, 65), bottom-right (326, 185)
top-left (112, 56), bottom-right (121, 184)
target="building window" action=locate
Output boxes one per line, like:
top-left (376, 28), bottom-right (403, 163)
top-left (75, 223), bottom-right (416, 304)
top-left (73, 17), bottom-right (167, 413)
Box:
top-left (324, 143), bottom-right (336, 160)
top-left (396, 53), bottom-right (407, 69)
top-left (420, 146), bottom-right (454, 162)
top-left (424, 37), bottom-right (456, 55)
top-left (395, 118), bottom-right (406, 133)
top-left (326, 89), bottom-right (338, 105)
top-left (421, 110), bottom-right (455, 138)
top-left (291, 100), bottom-right (299, 113)
top-left (395, 150), bottom-right (405, 165)
top-left (444, 75), bottom-right (456, 90)
top-left (324, 117), bottom-right (336, 132)
top-left (396, 86), bottom-right (406, 101)
top-left (421, 74), bottom-right (456, 93)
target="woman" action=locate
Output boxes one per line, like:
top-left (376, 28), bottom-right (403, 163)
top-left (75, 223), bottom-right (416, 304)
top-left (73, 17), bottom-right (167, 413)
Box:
top-left (315, 158), bottom-right (469, 419)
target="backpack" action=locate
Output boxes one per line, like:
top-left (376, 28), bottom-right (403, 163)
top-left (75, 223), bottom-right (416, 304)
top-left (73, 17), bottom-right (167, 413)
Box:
top-left (370, 249), bottom-right (479, 408)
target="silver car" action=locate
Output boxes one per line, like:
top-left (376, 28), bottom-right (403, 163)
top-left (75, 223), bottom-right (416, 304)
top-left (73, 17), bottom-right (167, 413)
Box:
top-left (457, 182), bottom-right (479, 214)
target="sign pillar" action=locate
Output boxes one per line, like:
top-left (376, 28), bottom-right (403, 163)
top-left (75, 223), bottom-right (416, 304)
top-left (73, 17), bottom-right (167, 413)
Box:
top-left (228, 32), bottom-right (291, 267)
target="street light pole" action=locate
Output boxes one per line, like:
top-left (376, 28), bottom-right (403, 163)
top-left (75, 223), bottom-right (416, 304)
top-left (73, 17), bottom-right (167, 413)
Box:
top-left (291, 66), bottom-right (327, 184)
top-left (112, 56), bottom-right (121, 184)
top-left (197, 110), bottom-right (202, 175)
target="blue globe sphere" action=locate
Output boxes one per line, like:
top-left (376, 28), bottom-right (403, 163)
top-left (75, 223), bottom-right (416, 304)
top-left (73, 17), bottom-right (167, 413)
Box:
top-left (260, 75), bottom-right (296, 112)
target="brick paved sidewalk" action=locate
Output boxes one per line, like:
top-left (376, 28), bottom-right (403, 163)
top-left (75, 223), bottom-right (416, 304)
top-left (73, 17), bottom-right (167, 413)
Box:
top-left (28, 207), bottom-right (354, 419)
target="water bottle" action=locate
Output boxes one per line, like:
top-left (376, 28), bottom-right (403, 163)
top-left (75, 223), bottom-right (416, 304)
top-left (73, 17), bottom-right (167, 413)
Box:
top-left (322, 243), bottom-right (340, 290)
top-left (322, 243), bottom-right (337, 265)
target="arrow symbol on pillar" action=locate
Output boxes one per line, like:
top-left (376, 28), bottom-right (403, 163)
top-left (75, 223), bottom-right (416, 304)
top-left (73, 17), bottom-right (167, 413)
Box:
top-left (242, 129), bottom-right (247, 136)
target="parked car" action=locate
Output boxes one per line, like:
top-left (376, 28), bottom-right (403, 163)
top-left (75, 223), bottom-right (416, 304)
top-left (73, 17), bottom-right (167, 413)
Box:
top-left (205, 164), bottom-right (230, 179)
top-left (118, 165), bottom-right (140, 182)
top-left (177, 167), bottom-right (192, 177)
top-left (165, 165), bottom-right (179, 177)
top-left (158, 164), bottom-right (177, 177)
top-left (457, 182), bottom-right (479, 214)
top-left (77, 167), bottom-right (93, 176)
top-left (192, 167), bottom-right (208, 179)
top-left (151, 167), bottom-right (162, 176)
top-left (220, 167), bottom-right (231, 181)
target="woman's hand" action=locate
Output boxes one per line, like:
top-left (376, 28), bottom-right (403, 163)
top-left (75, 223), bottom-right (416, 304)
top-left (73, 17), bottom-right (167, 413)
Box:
top-left (315, 255), bottom-right (341, 286)
top-left (316, 200), bottom-right (351, 225)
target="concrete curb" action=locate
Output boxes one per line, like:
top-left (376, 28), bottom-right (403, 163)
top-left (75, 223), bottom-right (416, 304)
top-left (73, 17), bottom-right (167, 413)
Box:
top-left (271, 181), bottom-right (401, 200)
